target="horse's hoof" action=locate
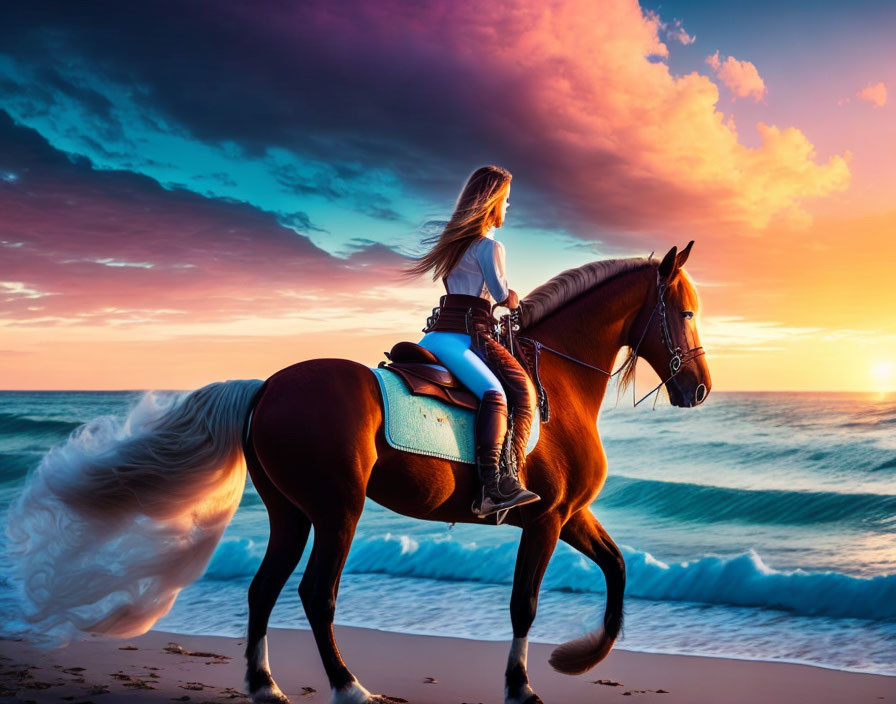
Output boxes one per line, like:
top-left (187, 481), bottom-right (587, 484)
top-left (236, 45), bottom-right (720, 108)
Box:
top-left (332, 681), bottom-right (409, 704)
top-left (251, 684), bottom-right (291, 704)
top-left (506, 688), bottom-right (544, 704)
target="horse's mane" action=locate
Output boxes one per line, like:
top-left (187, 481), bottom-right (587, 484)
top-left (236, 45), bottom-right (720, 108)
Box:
top-left (520, 257), bottom-right (654, 329)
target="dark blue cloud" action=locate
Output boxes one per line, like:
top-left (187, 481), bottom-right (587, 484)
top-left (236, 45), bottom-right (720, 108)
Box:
top-left (0, 1), bottom-right (576, 236)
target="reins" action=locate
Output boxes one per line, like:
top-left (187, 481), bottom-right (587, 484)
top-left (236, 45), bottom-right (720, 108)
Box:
top-left (515, 270), bottom-right (704, 409)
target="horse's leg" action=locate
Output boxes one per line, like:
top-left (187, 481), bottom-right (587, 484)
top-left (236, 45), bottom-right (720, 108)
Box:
top-left (250, 361), bottom-right (392, 703)
top-left (505, 516), bottom-right (562, 704)
top-left (550, 508), bottom-right (625, 675)
top-left (245, 449), bottom-right (312, 703)
top-left (300, 506), bottom-right (390, 704)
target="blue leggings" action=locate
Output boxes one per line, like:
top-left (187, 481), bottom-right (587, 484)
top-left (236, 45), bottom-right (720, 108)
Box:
top-left (417, 331), bottom-right (506, 403)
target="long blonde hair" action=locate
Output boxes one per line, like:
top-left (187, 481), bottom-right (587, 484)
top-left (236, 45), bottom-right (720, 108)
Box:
top-left (404, 166), bottom-right (511, 282)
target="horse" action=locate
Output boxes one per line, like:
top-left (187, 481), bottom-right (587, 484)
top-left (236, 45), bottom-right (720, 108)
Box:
top-left (7, 243), bottom-right (710, 704)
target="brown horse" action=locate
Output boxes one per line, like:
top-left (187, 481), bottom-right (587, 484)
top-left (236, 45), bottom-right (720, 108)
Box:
top-left (8, 243), bottom-right (708, 703)
top-left (242, 243), bottom-right (711, 704)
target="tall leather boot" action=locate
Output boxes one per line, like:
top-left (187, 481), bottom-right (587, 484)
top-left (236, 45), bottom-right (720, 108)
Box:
top-left (472, 390), bottom-right (540, 517)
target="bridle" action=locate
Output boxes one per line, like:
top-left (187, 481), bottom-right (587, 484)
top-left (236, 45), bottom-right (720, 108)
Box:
top-left (514, 269), bottom-right (705, 409)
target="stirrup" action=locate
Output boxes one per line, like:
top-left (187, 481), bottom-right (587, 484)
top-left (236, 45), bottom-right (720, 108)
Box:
top-left (470, 495), bottom-right (512, 525)
top-left (471, 487), bottom-right (541, 520)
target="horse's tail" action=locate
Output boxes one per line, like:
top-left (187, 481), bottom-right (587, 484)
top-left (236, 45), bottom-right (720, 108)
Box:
top-left (5, 379), bottom-right (265, 644)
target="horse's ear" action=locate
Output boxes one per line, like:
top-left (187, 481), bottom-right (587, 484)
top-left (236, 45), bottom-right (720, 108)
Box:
top-left (676, 240), bottom-right (694, 269)
top-left (658, 246), bottom-right (678, 281)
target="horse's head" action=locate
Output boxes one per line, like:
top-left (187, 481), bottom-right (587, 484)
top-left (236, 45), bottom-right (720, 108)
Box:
top-left (631, 242), bottom-right (711, 407)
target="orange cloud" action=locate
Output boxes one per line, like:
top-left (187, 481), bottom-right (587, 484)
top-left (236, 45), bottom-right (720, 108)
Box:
top-left (705, 50), bottom-right (767, 102)
top-left (857, 81), bottom-right (887, 108)
top-left (484, 0), bottom-right (848, 233)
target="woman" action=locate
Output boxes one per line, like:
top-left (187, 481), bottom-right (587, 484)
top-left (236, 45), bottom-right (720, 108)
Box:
top-left (405, 165), bottom-right (540, 517)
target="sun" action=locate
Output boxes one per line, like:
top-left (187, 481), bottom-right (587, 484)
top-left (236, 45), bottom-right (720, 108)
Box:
top-left (871, 361), bottom-right (894, 390)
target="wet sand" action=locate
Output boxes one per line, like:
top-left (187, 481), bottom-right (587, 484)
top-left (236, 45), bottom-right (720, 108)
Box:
top-left (1, 626), bottom-right (893, 703)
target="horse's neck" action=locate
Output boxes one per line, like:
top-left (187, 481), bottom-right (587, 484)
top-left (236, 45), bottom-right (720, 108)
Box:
top-left (525, 267), bottom-right (652, 421)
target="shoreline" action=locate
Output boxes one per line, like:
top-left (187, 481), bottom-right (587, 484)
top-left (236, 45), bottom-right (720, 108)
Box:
top-left (275, 621), bottom-right (896, 678)
top-left (151, 620), bottom-right (896, 678)
top-left (1, 626), bottom-right (893, 704)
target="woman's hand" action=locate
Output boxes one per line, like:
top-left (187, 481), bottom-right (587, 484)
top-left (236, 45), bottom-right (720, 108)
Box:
top-left (504, 289), bottom-right (520, 309)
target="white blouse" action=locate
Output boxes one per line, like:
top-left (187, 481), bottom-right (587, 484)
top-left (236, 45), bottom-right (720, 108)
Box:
top-left (444, 230), bottom-right (509, 304)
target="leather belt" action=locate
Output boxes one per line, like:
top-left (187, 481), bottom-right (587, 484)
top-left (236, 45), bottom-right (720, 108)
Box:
top-left (423, 294), bottom-right (496, 337)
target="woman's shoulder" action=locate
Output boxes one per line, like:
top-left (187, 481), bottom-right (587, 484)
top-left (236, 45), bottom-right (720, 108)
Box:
top-left (475, 236), bottom-right (504, 255)
top-left (472, 237), bottom-right (506, 280)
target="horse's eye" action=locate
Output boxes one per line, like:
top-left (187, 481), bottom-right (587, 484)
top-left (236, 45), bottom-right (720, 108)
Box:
top-left (682, 311), bottom-right (694, 320)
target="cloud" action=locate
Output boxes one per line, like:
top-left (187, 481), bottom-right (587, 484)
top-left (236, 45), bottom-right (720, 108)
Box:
top-left (645, 11), bottom-right (696, 45)
top-left (0, 0), bottom-right (848, 243)
top-left (1, 281), bottom-right (53, 299)
top-left (705, 51), bottom-right (767, 102)
top-left (0, 112), bottom-right (419, 330)
top-left (857, 81), bottom-right (887, 108)
top-left (702, 315), bottom-right (822, 352)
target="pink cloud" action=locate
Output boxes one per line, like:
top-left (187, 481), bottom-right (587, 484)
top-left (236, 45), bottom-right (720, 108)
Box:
top-left (857, 81), bottom-right (887, 108)
top-left (0, 118), bottom-right (412, 329)
top-left (447, 0), bottom-right (844, 233)
top-left (705, 50), bottom-right (767, 102)
top-left (322, 0), bottom-right (842, 233)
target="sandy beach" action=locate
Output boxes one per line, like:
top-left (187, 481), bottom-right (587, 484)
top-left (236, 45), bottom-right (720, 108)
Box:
top-left (1, 626), bottom-right (892, 704)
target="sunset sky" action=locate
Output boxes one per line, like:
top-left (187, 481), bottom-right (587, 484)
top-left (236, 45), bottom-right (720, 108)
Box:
top-left (1, 0), bottom-right (894, 392)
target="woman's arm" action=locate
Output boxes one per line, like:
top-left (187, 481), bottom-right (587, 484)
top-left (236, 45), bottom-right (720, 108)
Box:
top-left (476, 238), bottom-right (510, 304)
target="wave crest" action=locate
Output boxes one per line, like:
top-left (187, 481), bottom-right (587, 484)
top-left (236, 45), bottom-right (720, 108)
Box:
top-left (201, 533), bottom-right (896, 622)
top-left (599, 476), bottom-right (896, 528)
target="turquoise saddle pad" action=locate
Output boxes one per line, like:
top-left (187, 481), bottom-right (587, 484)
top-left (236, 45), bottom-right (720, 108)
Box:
top-left (370, 366), bottom-right (540, 464)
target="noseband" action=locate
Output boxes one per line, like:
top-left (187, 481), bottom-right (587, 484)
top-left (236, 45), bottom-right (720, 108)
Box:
top-left (516, 271), bottom-right (705, 408)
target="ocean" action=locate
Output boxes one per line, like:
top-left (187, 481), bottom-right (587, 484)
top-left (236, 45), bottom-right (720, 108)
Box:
top-left (1, 389), bottom-right (894, 675)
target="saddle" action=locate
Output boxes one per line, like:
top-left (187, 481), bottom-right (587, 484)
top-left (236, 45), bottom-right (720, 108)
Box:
top-left (378, 342), bottom-right (478, 410)
top-left (378, 339), bottom-right (549, 420)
